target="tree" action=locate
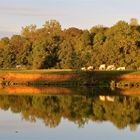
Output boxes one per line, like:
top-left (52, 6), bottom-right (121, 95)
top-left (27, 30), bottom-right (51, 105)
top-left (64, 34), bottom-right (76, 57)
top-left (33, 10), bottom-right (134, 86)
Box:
top-left (0, 37), bottom-right (10, 67)
top-left (16, 42), bottom-right (32, 67)
top-left (43, 20), bottom-right (62, 36)
top-left (2, 45), bottom-right (16, 68)
top-left (21, 24), bottom-right (37, 43)
top-left (130, 18), bottom-right (138, 26)
top-left (32, 38), bottom-right (60, 69)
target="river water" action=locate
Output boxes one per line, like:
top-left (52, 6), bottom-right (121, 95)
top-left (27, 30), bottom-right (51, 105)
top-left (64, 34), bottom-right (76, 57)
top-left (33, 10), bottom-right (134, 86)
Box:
top-left (0, 86), bottom-right (139, 140)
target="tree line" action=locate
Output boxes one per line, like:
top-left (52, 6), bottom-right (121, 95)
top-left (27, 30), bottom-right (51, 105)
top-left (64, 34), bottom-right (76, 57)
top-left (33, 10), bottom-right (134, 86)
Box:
top-left (0, 18), bottom-right (140, 69)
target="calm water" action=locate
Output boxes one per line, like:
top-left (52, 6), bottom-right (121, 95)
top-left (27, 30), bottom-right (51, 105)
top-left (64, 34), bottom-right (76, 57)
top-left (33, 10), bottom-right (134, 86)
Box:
top-left (0, 86), bottom-right (140, 140)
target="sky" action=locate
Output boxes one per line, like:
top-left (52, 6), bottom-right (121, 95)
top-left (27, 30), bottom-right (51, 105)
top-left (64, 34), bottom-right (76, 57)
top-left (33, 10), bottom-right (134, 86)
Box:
top-left (0, 0), bottom-right (140, 37)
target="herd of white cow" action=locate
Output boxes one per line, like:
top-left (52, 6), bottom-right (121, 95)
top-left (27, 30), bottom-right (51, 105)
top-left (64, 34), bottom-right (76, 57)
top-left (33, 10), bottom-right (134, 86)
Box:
top-left (81, 64), bottom-right (125, 71)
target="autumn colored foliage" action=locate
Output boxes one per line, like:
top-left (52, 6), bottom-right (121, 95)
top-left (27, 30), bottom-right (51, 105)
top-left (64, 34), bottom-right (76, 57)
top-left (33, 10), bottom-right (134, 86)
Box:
top-left (0, 19), bottom-right (140, 69)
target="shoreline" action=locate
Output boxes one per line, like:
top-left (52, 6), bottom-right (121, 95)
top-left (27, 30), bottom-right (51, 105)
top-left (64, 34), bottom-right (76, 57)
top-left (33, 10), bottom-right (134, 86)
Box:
top-left (1, 70), bottom-right (140, 87)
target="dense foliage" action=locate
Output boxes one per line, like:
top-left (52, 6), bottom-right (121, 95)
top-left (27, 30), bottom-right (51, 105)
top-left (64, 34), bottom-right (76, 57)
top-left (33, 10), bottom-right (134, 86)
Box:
top-left (1, 19), bottom-right (140, 69)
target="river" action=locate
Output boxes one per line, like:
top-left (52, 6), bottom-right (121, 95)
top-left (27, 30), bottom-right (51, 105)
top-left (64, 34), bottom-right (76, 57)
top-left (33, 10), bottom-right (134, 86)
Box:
top-left (0, 86), bottom-right (139, 140)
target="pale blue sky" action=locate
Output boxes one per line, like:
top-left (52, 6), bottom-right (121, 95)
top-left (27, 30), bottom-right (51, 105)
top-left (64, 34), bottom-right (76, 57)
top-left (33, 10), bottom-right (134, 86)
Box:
top-left (0, 0), bottom-right (140, 36)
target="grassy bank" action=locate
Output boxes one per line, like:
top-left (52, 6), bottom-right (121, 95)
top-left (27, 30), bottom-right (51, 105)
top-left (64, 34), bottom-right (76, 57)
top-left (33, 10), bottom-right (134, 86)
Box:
top-left (0, 69), bottom-right (80, 86)
top-left (0, 69), bottom-right (74, 74)
top-left (0, 69), bottom-right (140, 86)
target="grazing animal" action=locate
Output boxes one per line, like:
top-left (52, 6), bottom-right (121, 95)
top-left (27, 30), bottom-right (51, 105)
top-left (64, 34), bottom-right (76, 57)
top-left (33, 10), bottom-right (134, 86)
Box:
top-left (99, 64), bottom-right (106, 70)
top-left (99, 96), bottom-right (105, 101)
top-left (106, 96), bottom-right (114, 102)
top-left (81, 67), bottom-right (86, 71)
top-left (106, 65), bottom-right (115, 70)
top-left (116, 67), bottom-right (125, 70)
top-left (87, 66), bottom-right (93, 71)
top-left (16, 65), bottom-right (21, 69)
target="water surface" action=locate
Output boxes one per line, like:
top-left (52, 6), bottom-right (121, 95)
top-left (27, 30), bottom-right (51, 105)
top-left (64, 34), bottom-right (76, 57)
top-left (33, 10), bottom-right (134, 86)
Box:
top-left (0, 86), bottom-right (139, 140)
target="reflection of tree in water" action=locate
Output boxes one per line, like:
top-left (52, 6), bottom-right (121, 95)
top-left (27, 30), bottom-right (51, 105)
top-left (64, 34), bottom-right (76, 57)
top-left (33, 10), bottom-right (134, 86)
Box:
top-left (0, 94), bottom-right (140, 130)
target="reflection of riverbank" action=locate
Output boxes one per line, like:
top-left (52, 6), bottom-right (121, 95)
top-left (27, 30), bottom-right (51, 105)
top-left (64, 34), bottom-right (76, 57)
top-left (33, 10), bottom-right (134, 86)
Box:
top-left (1, 85), bottom-right (140, 96)
top-left (116, 89), bottom-right (140, 95)
top-left (0, 86), bottom-right (80, 95)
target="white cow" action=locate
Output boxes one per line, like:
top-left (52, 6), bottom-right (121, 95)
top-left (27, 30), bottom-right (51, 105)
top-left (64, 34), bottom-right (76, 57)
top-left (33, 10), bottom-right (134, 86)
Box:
top-left (99, 64), bottom-right (106, 70)
top-left (87, 66), bottom-right (93, 71)
top-left (116, 67), bottom-right (125, 70)
top-left (106, 96), bottom-right (114, 102)
top-left (81, 67), bottom-right (86, 71)
top-left (106, 65), bottom-right (115, 70)
top-left (16, 65), bottom-right (21, 69)
top-left (99, 96), bottom-right (105, 101)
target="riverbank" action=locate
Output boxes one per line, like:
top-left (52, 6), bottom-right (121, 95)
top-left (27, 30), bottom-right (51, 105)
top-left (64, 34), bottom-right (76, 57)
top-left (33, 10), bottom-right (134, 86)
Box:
top-left (1, 69), bottom-right (140, 87)
top-left (1, 84), bottom-right (140, 96)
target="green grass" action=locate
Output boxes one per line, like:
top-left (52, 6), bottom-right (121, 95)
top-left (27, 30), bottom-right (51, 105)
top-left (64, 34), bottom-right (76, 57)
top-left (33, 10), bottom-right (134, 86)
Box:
top-left (0, 69), bottom-right (76, 74)
top-left (85, 70), bottom-right (140, 75)
top-left (0, 69), bottom-right (140, 75)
